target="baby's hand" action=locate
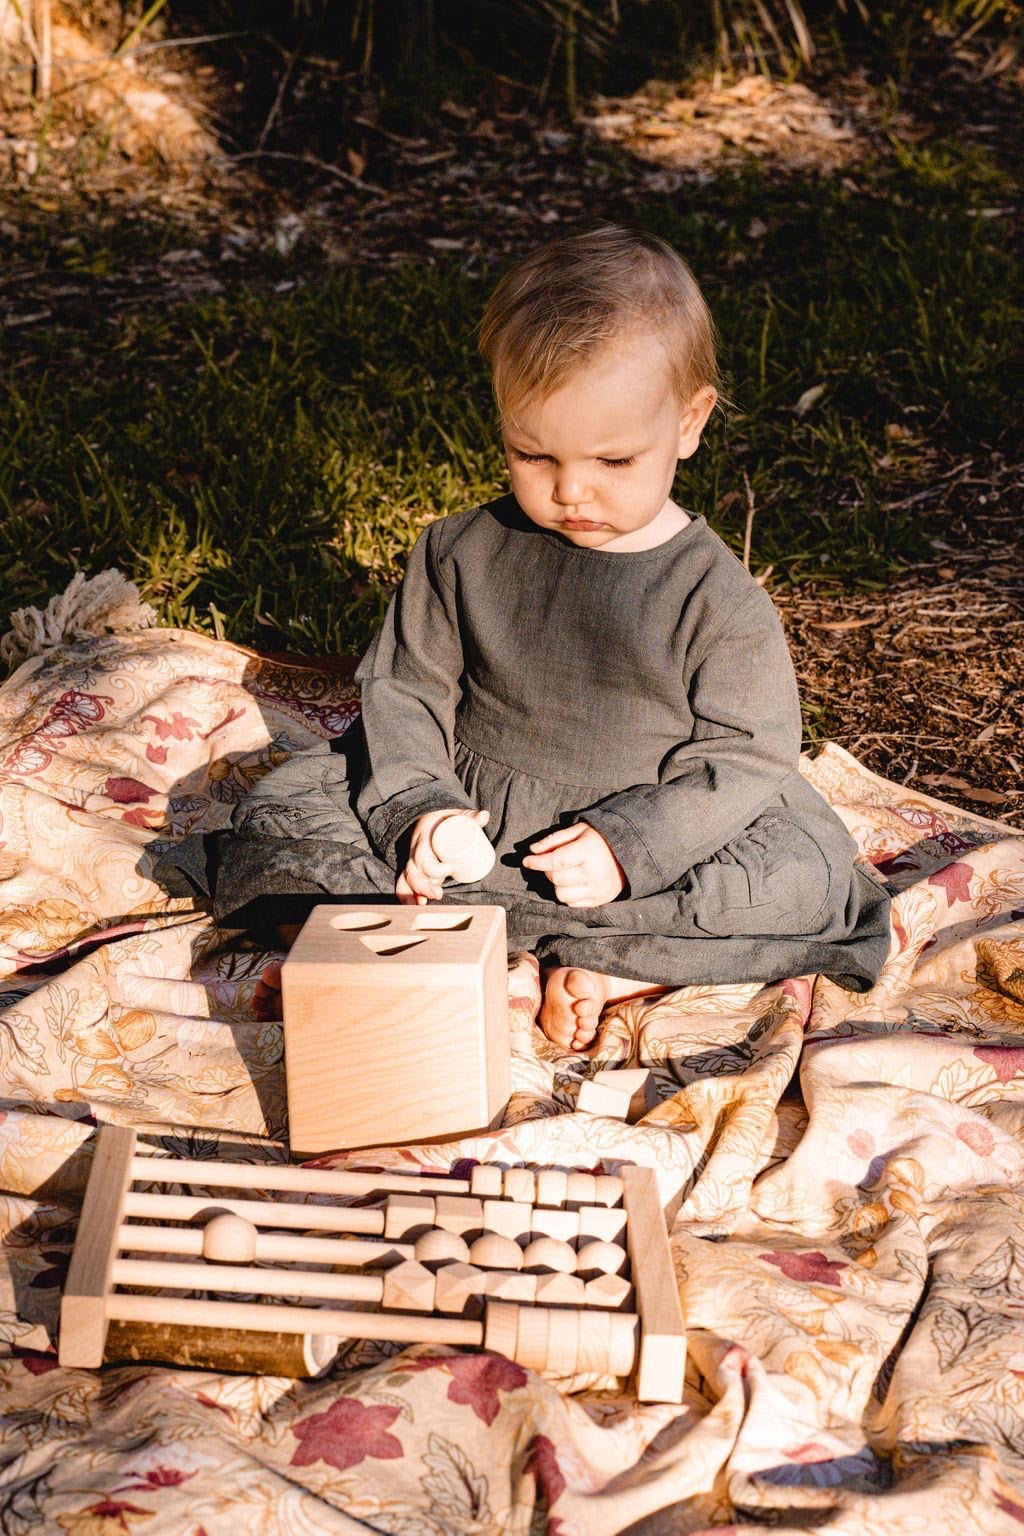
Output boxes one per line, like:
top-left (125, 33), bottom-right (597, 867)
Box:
top-left (396, 809), bottom-right (489, 905)
top-left (523, 822), bottom-right (625, 907)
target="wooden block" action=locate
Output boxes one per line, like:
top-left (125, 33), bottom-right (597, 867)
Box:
top-left (414, 1229), bottom-right (471, 1268)
top-left (577, 1069), bottom-right (658, 1123)
top-left (584, 1274), bottom-right (634, 1311)
top-left (515, 1305), bottom-right (550, 1371)
top-left (592, 1174), bottom-right (625, 1208)
top-left (381, 1259), bottom-right (435, 1312)
top-left (543, 1306), bottom-right (581, 1375)
top-left (565, 1173), bottom-right (598, 1207)
top-left (484, 1270), bottom-right (537, 1304)
top-left (282, 904), bottom-right (510, 1153)
top-left (522, 1237), bottom-right (576, 1274)
top-left (535, 1272), bottom-right (585, 1308)
top-left (575, 1240), bottom-right (627, 1277)
top-left (535, 1169), bottom-right (569, 1208)
top-left (528, 1207), bottom-right (579, 1243)
top-left (384, 1193), bottom-right (436, 1240)
top-left (430, 815), bottom-right (496, 884)
top-left (503, 1167), bottom-right (536, 1204)
top-left (59, 1124), bottom-right (138, 1369)
top-left (434, 1262), bottom-right (486, 1316)
top-left (482, 1198), bottom-right (532, 1242)
top-left (621, 1164), bottom-right (686, 1403)
top-left (469, 1164), bottom-right (504, 1198)
top-left (434, 1195), bottom-right (482, 1238)
top-left (483, 1299), bottom-right (519, 1359)
top-left (577, 1205), bottom-right (627, 1244)
top-left (469, 1233), bottom-right (523, 1271)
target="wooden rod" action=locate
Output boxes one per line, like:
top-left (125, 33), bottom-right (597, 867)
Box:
top-left (106, 1292), bottom-right (483, 1346)
top-left (117, 1222), bottom-right (410, 1267)
top-left (111, 1257), bottom-right (385, 1304)
top-left (131, 1155), bottom-right (470, 1199)
top-left (122, 1191), bottom-right (385, 1236)
top-left (60, 1125), bottom-right (138, 1369)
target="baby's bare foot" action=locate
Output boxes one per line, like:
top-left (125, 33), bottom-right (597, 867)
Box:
top-left (539, 966), bottom-right (608, 1052)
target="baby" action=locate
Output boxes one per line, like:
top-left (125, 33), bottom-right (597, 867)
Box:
top-left (199, 225), bottom-right (891, 1051)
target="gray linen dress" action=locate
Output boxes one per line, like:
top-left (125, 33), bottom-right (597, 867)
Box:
top-left (203, 496), bottom-right (891, 991)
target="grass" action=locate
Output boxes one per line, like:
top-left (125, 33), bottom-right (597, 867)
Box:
top-left (1, 139), bottom-right (1020, 663)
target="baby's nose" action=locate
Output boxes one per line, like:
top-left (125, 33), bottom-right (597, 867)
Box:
top-left (553, 472), bottom-right (592, 504)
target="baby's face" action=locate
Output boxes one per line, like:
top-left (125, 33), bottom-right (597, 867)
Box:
top-left (501, 330), bottom-right (715, 552)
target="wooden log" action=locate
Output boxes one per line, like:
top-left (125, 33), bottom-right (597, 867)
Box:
top-left (60, 1125), bottom-right (137, 1369)
top-left (104, 1321), bottom-right (337, 1377)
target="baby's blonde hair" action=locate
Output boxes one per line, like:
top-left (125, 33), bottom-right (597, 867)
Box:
top-left (479, 225), bottom-right (719, 415)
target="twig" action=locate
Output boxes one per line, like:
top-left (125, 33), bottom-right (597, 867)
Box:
top-left (257, 38), bottom-right (302, 153)
top-left (742, 471), bottom-right (756, 572)
top-left (216, 149), bottom-right (386, 195)
top-left (114, 0), bottom-right (169, 59)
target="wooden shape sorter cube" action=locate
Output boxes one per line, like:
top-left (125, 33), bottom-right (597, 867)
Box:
top-left (281, 904), bottom-right (510, 1154)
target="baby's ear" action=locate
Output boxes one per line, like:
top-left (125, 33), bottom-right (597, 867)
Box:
top-left (677, 387), bottom-right (718, 460)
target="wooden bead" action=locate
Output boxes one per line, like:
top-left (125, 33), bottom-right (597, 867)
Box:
top-left (414, 1229), bottom-right (471, 1267)
top-left (484, 1271), bottom-right (537, 1304)
top-left (434, 1195), bottom-right (482, 1237)
top-left (528, 1207), bottom-right (579, 1243)
top-left (469, 1164), bottom-right (504, 1198)
top-left (483, 1199), bottom-right (532, 1242)
top-left (535, 1272), bottom-right (585, 1308)
top-left (202, 1213), bottom-right (258, 1264)
top-left (584, 1273), bottom-right (634, 1311)
top-left (503, 1167), bottom-right (535, 1204)
top-left (469, 1233), bottom-right (523, 1271)
top-left (575, 1240), bottom-right (627, 1277)
top-left (483, 1299), bottom-right (519, 1359)
top-left (381, 1259), bottom-right (436, 1312)
top-left (522, 1237), bottom-right (576, 1274)
top-left (592, 1175), bottom-right (625, 1208)
top-left (515, 1305), bottom-right (550, 1371)
top-left (577, 1205), bottom-right (627, 1244)
top-left (384, 1193), bottom-right (436, 1240)
top-left (543, 1306), bottom-right (581, 1375)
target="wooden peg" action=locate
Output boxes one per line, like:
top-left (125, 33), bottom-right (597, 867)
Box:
top-left (431, 815), bottom-right (496, 883)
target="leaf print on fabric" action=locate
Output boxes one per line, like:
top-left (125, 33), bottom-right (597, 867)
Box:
top-left (526, 1436), bottom-right (566, 1508)
top-left (931, 1301), bottom-right (1007, 1373)
top-left (0, 1009), bottom-right (48, 1076)
top-left (420, 1433), bottom-right (493, 1532)
top-left (973, 1046), bottom-right (1024, 1085)
top-left (290, 1397), bottom-right (403, 1472)
top-left (402, 1353), bottom-right (527, 1425)
top-left (996, 1492), bottom-right (1024, 1525)
top-left (103, 778), bottom-right (157, 806)
top-left (55, 1500), bottom-right (153, 1534)
top-left (955, 1120), bottom-right (994, 1157)
top-left (927, 862), bottom-right (973, 907)
top-left (968, 1237), bottom-right (1024, 1300)
top-left (761, 1251), bottom-right (847, 1286)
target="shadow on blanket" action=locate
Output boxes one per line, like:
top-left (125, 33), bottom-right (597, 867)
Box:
top-left (1, 629), bottom-right (1023, 1534)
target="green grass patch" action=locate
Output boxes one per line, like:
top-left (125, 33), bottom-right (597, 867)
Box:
top-left (1, 143), bottom-right (1019, 661)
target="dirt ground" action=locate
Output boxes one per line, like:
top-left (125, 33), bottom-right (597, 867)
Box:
top-left (1, 8), bottom-right (1021, 823)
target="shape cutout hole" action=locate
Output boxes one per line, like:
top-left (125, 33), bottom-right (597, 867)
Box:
top-left (330, 912), bottom-right (391, 931)
top-left (358, 934), bottom-right (430, 957)
top-left (413, 913), bottom-right (473, 932)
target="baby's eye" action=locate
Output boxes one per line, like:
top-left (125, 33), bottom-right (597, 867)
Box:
top-left (599, 456), bottom-right (635, 469)
top-left (511, 451), bottom-right (551, 464)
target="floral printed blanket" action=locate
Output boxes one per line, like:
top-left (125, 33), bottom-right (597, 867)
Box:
top-left (1, 628), bottom-right (1023, 1535)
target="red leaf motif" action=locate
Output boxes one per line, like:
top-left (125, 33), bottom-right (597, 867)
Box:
top-left (145, 745), bottom-right (168, 765)
top-left (104, 776), bottom-right (156, 805)
top-left (142, 712), bottom-right (200, 741)
top-left (526, 1435), bottom-right (566, 1507)
top-left (956, 1121), bottom-right (994, 1157)
top-left (847, 1131), bottom-right (874, 1159)
top-left (973, 1047), bottom-right (1024, 1085)
top-left (19, 1350), bottom-right (60, 1374)
top-left (290, 1398), bottom-right (403, 1472)
top-left (996, 1493), bottom-right (1024, 1525)
top-left (927, 862), bottom-right (972, 907)
top-left (761, 1250), bottom-right (847, 1286)
top-left (443, 1353), bottom-right (528, 1425)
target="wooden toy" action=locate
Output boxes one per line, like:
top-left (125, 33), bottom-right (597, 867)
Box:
top-left (431, 815), bottom-right (496, 884)
top-left (59, 1126), bottom-right (687, 1401)
top-left (577, 1067), bottom-right (659, 1123)
top-left (281, 903), bottom-right (510, 1154)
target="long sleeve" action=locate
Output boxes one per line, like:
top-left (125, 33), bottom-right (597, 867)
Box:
top-left (582, 587), bottom-right (802, 898)
top-left (355, 524), bottom-right (475, 864)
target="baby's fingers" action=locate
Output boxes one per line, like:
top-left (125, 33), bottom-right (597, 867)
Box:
top-left (528, 823), bottom-right (583, 854)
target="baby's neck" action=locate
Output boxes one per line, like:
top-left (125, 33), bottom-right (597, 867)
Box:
top-left (602, 500), bottom-right (691, 553)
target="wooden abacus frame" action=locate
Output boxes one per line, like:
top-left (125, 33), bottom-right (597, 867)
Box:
top-left (59, 1125), bottom-right (686, 1402)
